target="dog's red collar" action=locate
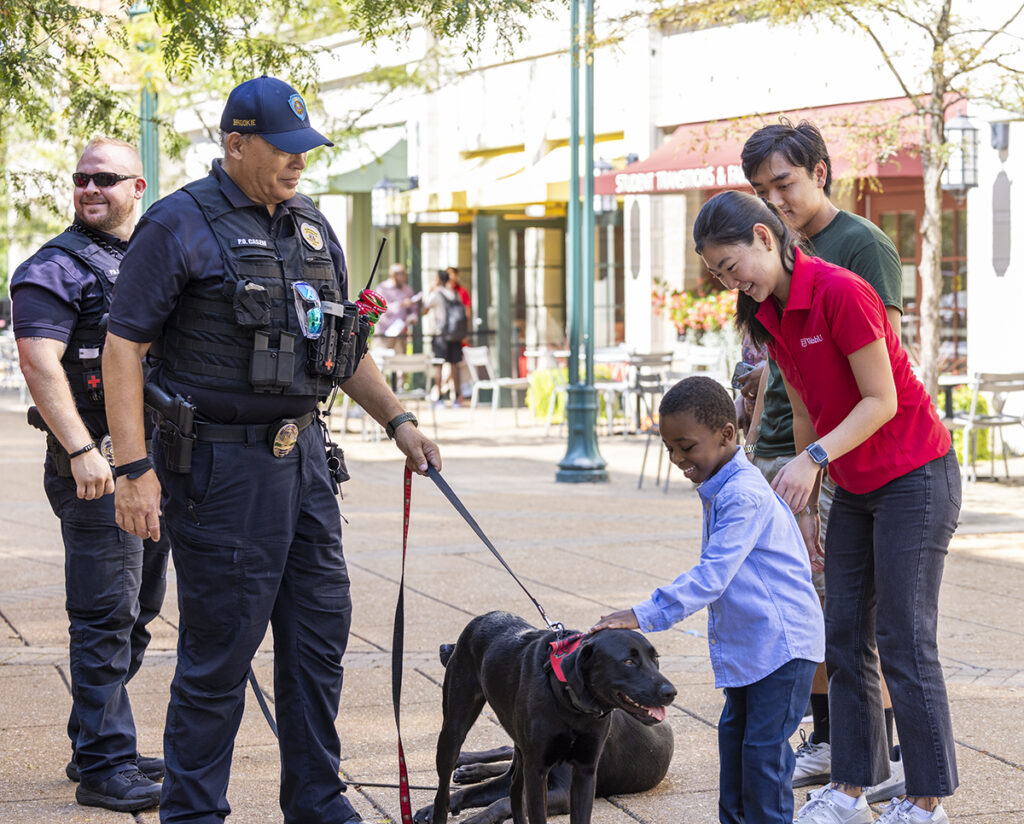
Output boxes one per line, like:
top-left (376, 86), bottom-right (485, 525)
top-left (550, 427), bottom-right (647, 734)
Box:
top-left (548, 633), bottom-right (584, 683)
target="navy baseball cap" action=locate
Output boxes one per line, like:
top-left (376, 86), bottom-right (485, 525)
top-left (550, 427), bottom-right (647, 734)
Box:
top-left (220, 76), bottom-right (334, 154)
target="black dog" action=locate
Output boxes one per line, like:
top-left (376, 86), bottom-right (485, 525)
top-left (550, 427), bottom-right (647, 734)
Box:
top-left (424, 611), bottom-right (676, 824)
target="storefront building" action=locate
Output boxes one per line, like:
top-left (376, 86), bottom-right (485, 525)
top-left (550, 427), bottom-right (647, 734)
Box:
top-left (179, 10), bottom-right (1020, 389)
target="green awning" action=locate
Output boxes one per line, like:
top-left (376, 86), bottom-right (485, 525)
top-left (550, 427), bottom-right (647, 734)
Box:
top-left (305, 135), bottom-right (407, 195)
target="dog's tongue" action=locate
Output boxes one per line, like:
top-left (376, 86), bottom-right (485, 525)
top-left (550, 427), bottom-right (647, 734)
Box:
top-left (647, 705), bottom-right (667, 722)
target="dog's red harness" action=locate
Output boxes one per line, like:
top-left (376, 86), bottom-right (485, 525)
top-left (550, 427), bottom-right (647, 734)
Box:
top-left (548, 633), bottom-right (584, 683)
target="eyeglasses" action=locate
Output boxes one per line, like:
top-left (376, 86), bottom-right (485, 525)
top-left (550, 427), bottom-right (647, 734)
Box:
top-left (292, 281), bottom-right (323, 339)
top-left (72, 172), bottom-right (139, 188)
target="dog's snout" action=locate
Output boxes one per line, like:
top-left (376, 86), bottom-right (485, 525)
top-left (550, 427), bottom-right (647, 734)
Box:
top-left (659, 683), bottom-right (677, 704)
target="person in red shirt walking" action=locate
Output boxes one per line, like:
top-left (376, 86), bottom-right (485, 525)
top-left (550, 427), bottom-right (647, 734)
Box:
top-left (693, 191), bottom-right (959, 824)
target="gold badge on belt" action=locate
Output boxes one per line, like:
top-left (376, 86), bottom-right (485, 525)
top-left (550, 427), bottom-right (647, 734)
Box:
top-left (99, 434), bottom-right (116, 468)
top-left (269, 419), bottom-right (300, 457)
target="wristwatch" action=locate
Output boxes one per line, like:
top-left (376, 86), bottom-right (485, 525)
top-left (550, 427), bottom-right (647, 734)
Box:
top-left (805, 442), bottom-right (829, 468)
top-left (386, 412), bottom-right (418, 440)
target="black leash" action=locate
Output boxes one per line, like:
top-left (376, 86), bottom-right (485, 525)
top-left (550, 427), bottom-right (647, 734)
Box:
top-left (247, 668), bottom-right (279, 737)
top-left (425, 465), bottom-right (563, 633)
top-left (251, 463), bottom-right (565, 822)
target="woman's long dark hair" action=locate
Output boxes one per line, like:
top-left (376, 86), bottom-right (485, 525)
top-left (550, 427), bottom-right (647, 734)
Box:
top-left (692, 191), bottom-right (808, 348)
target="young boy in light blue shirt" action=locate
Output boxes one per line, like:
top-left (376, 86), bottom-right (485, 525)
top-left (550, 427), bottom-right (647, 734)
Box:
top-left (592, 375), bottom-right (825, 824)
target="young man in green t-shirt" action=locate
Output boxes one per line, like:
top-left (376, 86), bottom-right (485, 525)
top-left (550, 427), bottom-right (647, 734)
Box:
top-left (739, 120), bottom-right (906, 811)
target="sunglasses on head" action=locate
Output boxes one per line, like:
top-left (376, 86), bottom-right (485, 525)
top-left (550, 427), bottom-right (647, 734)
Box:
top-left (72, 172), bottom-right (139, 188)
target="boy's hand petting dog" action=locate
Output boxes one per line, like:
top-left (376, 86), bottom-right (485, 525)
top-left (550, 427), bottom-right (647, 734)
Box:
top-left (591, 609), bottom-right (640, 633)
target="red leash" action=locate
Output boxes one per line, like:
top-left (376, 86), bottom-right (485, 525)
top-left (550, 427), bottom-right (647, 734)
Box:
top-left (391, 465), bottom-right (569, 823)
top-left (391, 466), bottom-right (414, 824)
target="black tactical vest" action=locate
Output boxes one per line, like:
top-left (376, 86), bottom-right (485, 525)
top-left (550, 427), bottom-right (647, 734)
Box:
top-left (40, 229), bottom-right (120, 411)
top-left (160, 175), bottom-right (341, 398)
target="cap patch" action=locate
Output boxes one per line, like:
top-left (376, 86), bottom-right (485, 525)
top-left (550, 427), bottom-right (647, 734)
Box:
top-left (288, 94), bottom-right (307, 121)
top-left (301, 222), bottom-right (324, 250)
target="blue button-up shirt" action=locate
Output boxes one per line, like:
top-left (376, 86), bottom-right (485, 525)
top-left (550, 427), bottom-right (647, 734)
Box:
top-left (632, 447), bottom-right (824, 688)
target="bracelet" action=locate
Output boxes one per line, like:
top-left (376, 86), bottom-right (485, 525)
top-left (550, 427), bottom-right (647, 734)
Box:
top-left (68, 442), bottom-right (96, 460)
top-left (114, 456), bottom-right (154, 479)
top-left (742, 443), bottom-right (756, 454)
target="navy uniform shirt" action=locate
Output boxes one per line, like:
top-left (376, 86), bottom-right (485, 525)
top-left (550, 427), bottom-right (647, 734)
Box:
top-left (108, 160), bottom-right (349, 424)
top-left (10, 221), bottom-right (126, 436)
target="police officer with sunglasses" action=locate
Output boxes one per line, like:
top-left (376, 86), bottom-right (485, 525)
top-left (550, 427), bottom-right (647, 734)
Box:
top-left (102, 77), bottom-right (441, 824)
top-left (10, 138), bottom-right (169, 812)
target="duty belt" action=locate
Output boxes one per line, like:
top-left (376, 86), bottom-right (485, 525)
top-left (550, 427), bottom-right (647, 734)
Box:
top-left (192, 410), bottom-right (317, 458)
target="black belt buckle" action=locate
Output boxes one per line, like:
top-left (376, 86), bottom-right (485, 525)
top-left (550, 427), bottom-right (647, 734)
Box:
top-left (268, 418), bottom-right (300, 457)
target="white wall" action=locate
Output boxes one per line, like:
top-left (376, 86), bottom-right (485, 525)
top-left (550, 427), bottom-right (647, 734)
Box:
top-left (966, 111), bottom-right (1024, 450)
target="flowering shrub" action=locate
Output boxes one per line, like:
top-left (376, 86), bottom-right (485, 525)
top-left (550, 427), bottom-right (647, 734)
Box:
top-left (652, 280), bottom-right (737, 335)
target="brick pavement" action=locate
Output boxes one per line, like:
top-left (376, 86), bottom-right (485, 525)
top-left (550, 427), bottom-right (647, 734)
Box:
top-left (1, 395), bottom-right (1023, 822)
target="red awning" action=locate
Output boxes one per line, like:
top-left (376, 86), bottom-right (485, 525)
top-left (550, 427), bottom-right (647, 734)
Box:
top-left (596, 97), bottom-right (934, 196)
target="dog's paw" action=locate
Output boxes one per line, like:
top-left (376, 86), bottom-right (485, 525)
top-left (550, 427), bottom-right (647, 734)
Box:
top-left (453, 763), bottom-right (500, 784)
top-left (412, 803), bottom-right (434, 824)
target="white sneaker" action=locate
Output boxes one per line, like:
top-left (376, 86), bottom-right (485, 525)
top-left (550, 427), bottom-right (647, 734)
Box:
top-left (793, 729), bottom-right (832, 787)
top-left (795, 788), bottom-right (874, 824)
top-left (875, 798), bottom-right (950, 824)
top-left (865, 747), bottom-right (906, 804)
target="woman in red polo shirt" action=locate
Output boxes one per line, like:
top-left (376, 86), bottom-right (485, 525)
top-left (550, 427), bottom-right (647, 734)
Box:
top-left (693, 191), bottom-right (960, 824)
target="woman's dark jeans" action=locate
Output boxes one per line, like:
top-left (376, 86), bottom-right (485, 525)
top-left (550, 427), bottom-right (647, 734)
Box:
top-left (825, 447), bottom-right (961, 797)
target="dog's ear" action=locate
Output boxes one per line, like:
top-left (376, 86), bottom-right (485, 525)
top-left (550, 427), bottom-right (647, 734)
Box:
top-left (576, 642), bottom-right (596, 667)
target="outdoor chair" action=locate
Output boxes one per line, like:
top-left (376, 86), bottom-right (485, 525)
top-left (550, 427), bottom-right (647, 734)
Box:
top-left (464, 345), bottom-right (530, 426)
top-left (385, 352), bottom-right (439, 438)
top-left (333, 348), bottom-right (437, 441)
top-left (953, 372), bottom-right (1024, 483)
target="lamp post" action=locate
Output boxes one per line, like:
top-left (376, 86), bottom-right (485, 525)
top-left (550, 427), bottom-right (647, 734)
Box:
top-left (557, 0), bottom-right (608, 483)
top-left (128, 3), bottom-right (158, 211)
top-left (942, 111), bottom-right (979, 200)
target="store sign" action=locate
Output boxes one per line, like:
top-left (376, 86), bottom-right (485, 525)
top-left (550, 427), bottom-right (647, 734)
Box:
top-left (614, 164), bottom-right (746, 194)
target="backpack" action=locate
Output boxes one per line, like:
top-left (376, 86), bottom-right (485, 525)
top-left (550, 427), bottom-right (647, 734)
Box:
top-left (440, 291), bottom-right (469, 342)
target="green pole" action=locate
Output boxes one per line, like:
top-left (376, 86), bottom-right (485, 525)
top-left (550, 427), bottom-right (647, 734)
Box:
top-left (140, 76), bottom-right (159, 211)
top-left (557, 0), bottom-right (607, 483)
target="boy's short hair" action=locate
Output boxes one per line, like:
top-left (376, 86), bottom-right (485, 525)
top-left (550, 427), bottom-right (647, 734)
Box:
top-left (660, 375), bottom-right (737, 431)
top-left (740, 118), bottom-right (833, 197)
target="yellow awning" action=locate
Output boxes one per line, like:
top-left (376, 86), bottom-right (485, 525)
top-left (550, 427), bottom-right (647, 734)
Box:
top-left (468, 139), bottom-right (628, 209)
top-left (398, 151), bottom-right (526, 215)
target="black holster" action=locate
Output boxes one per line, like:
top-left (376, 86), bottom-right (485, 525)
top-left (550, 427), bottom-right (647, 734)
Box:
top-left (144, 384), bottom-right (196, 474)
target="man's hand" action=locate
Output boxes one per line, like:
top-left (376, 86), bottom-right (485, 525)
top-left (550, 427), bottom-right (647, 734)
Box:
top-left (71, 448), bottom-right (115, 500)
top-left (114, 471), bottom-right (162, 541)
top-left (737, 361), bottom-right (765, 400)
top-left (797, 508), bottom-right (824, 572)
top-left (394, 423), bottom-right (441, 475)
top-left (590, 609), bottom-right (640, 633)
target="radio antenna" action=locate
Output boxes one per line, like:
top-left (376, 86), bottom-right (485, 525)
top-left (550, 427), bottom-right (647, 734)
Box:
top-left (364, 237), bottom-right (387, 292)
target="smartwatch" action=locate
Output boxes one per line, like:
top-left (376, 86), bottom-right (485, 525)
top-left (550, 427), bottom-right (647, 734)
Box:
top-left (386, 412), bottom-right (418, 440)
top-left (805, 442), bottom-right (829, 468)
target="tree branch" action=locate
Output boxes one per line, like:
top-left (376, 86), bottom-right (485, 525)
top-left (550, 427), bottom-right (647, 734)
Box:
top-left (839, 6), bottom-right (923, 109)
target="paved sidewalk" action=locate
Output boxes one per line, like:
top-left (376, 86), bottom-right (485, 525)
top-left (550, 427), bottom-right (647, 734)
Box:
top-left (1, 395), bottom-right (1023, 822)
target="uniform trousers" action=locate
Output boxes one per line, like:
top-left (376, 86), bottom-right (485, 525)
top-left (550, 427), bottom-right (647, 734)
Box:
top-left (154, 423), bottom-right (357, 824)
top-left (43, 456), bottom-right (170, 781)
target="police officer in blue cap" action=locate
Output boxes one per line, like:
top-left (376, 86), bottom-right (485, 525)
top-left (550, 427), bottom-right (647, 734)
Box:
top-left (11, 137), bottom-right (169, 812)
top-left (102, 76), bottom-right (441, 823)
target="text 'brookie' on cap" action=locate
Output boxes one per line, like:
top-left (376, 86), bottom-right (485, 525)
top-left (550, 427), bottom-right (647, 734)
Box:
top-left (220, 75), bottom-right (334, 154)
